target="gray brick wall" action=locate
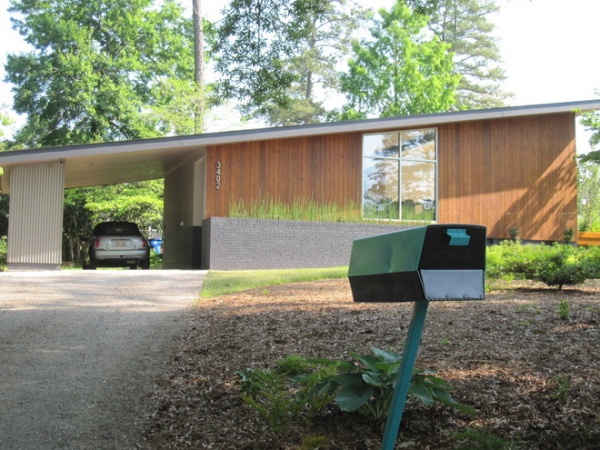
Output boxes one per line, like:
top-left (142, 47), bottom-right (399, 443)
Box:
top-left (201, 217), bottom-right (412, 270)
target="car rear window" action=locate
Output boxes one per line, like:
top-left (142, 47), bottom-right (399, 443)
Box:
top-left (94, 223), bottom-right (141, 236)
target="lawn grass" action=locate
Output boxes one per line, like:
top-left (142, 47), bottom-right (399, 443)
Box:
top-left (200, 266), bottom-right (348, 298)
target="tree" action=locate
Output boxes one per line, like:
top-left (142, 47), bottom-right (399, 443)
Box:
top-left (213, 0), bottom-right (367, 125)
top-left (578, 161), bottom-right (600, 231)
top-left (5, 0), bottom-right (196, 147)
top-left (427, 0), bottom-right (510, 110)
top-left (577, 92), bottom-right (600, 164)
top-left (4, 0), bottom-right (197, 264)
top-left (265, 0), bottom-right (368, 125)
top-left (62, 181), bottom-right (164, 265)
top-left (339, 0), bottom-right (459, 119)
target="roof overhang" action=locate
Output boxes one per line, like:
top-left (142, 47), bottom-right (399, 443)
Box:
top-left (1, 99), bottom-right (599, 194)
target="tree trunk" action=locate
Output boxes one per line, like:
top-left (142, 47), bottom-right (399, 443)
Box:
top-left (193, 0), bottom-right (205, 133)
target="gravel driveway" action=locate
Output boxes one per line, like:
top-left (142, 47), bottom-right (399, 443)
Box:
top-left (0, 270), bottom-right (204, 450)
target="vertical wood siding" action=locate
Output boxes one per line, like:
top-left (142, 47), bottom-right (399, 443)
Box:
top-left (204, 113), bottom-right (576, 242)
top-left (438, 113), bottom-right (577, 241)
top-left (7, 161), bottom-right (65, 266)
top-left (206, 134), bottom-right (363, 217)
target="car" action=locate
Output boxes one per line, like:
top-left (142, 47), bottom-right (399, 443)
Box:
top-left (86, 221), bottom-right (150, 270)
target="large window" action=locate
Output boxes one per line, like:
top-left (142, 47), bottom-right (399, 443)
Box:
top-left (362, 128), bottom-right (437, 221)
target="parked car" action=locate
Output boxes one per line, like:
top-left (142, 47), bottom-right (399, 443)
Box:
top-left (85, 221), bottom-right (150, 270)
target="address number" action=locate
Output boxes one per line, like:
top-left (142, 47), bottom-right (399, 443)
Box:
top-left (215, 161), bottom-right (222, 190)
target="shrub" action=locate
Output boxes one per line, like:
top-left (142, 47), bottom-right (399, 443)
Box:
top-left (238, 349), bottom-right (474, 434)
top-left (487, 241), bottom-right (596, 289)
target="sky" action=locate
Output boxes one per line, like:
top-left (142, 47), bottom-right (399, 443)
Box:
top-left (1, 0), bottom-right (599, 149)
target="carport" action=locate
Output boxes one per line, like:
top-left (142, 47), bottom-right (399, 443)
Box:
top-left (0, 135), bottom-right (209, 270)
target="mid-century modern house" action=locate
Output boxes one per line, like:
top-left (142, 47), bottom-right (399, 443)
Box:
top-left (1, 100), bottom-right (599, 270)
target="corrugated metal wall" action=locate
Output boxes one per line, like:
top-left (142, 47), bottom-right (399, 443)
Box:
top-left (7, 161), bottom-right (65, 269)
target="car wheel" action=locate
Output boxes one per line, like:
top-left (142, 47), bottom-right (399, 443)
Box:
top-left (141, 260), bottom-right (150, 270)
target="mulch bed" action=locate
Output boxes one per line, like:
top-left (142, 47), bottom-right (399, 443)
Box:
top-left (138, 279), bottom-right (600, 449)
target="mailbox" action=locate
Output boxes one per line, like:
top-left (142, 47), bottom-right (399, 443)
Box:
top-left (348, 224), bottom-right (486, 302)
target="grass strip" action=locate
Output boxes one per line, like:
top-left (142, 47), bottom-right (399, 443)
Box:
top-left (200, 266), bottom-right (348, 298)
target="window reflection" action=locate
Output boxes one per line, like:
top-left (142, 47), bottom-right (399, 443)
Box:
top-left (362, 129), bottom-right (436, 221)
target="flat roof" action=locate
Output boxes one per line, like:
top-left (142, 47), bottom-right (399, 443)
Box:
top-left (1, 99), bottom-right (599, 193)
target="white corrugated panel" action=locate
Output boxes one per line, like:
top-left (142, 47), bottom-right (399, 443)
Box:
top-left (7, 161), bottom-right (65, 266)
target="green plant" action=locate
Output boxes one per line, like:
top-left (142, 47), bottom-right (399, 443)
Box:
top-left (238, 350), bottom-right (474, 435)
top-left (554, 374), bottom-right (571, 402)
top-left (295, 435), bottom-right (331, 450)
top-left (0, 235), bottom-right (7, 271)
top-left (237, 355), bottom-right (342, 434)
top-left (487, 241), bottom-right (593, 289)
top-left (298, 348), bottom-right (475, 422)
top-left (230, 195), bottom-right (363, 223)
top-left (558, 299), bottom-right (570, 320)
top-left (237, 367), bottom-right (300, 434)
top-left (508, 227), bottom-right (519, 241)
top-left (454, 426), bottom-right (516, 450)
top-left (563, 227), bottom-right (574, 244)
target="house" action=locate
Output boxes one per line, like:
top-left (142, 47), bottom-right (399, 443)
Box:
top-left (1, 100), bottom-right (599, 270)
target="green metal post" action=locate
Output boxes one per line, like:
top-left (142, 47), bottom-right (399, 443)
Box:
top-left (380, 300), bottom-right (430, 450)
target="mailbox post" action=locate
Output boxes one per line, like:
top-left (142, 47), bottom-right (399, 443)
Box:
top-left (348, 224), bottom-right (486, 450)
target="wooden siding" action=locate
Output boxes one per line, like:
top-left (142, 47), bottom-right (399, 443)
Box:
top-left (438, 113), bottom-right (577, 241)
top-left (204, 113), bottom-right (576, 242)
top-left (205, 134), bottom-right (363, 217)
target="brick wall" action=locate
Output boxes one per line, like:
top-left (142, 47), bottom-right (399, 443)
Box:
top-left (201, 217), bottom-right (411, 270)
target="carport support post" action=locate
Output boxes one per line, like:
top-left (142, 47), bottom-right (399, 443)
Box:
top-left (380, 300), bottom-right (430, 450)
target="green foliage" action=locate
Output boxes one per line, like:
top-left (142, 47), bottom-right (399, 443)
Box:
top-left (230, 196), bottom-right (363, 222)
top-left (213, 0), bottom-right (367, 125)
top-left (0, 235), bottom-right (7, 271)
top-left (554, 374), bottom-right (571, 402)
top-left (427, 0), bottom-right (510, 110)
top-left (577, 161), bottom-right (600, 231)
top-left (579, 93), bottom-right (600, 157)
top-left (558, 299), bottom-right (570, 321)
top-left (453, 426), bottom-right (517, 450)
top-left (486, 241), bottom-right (600, 289)
top-left (238, 367), bottom-right (302, 434)
top-left (62, 181), bottom-right (163, 265)
top-left (6, 0), bottom-right (197, 147)
top-left (299, 348), bottom-right (475, 421)
top-left (339, 1), bottom-right (459, 119)
top-left (238, 349), bottom-right (474, 435)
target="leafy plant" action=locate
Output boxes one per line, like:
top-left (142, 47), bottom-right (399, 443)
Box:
top-left (237, 355), bottom-right (342, 434)
top-left (297, 348), bottom-right (475, 422)
top-left (558, 299), bottom-right (570, 321)
top-left (454, 426), bottom-right (517, 450)
top-left (487, 241), bottom-right (596, 289)
top-left (237, 367), bottom-right (300, 434)
top-left (0, 235), bottom-right (7, 271)
top-left (554, 374), bottom-right (571, 402)
top-left (237, 349), bottom-right (474, 435)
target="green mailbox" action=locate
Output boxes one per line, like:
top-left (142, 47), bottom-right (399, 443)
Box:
top-left (348, 224), bottom-right (486, 303)
top-left (347, 224), bottom-right (486, 450)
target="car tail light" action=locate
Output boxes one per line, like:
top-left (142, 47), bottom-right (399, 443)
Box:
top-left (94, 238), bottom-right (101, 248)
top-left (141, 238), bottom-right (148, 249)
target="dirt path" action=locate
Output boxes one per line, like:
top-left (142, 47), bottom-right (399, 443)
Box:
top-left (0, 270), bottom-right (204, 450)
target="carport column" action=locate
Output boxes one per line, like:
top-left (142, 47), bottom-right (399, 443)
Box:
top-left (7, 161), bottom-right (65, 270)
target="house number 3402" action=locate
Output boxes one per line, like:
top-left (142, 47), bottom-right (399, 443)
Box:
top-left (215, 161), bottom-right (222, 190)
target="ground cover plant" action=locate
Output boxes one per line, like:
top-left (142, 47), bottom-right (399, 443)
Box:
top-left (139, 274), bottom-right (600, 449)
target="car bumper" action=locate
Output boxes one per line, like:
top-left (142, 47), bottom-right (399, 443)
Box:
top-left (91, 249), bottom-right (149, 264)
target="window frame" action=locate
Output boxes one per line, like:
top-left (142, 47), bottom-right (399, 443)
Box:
top-left (361, 128), bottom-right (438, 222)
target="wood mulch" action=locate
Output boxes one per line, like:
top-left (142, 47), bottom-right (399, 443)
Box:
top-left (138, 279), bottom-right (600, 450)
